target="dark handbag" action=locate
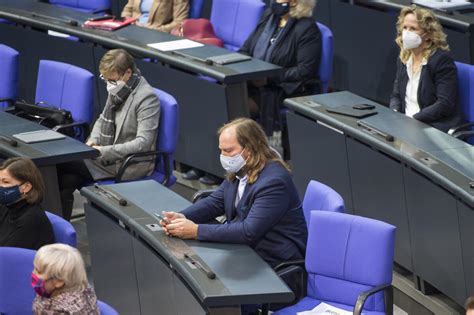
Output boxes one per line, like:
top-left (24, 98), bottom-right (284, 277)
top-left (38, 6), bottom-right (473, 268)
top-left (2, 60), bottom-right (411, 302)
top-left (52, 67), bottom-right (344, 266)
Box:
top-left (12, 101), bottom-right (75, 137)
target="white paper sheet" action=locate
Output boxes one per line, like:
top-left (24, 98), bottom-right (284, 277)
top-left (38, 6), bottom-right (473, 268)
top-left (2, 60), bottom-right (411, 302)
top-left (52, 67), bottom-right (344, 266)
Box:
top-left (412, 0), bottom-right (470, 9)
top-left (296, 302), bottom-right (353, 315)
top-left (147, 39), bottom-right (204, 51)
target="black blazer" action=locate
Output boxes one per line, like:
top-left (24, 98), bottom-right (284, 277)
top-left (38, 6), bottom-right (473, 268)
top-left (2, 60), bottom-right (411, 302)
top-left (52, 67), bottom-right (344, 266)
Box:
top-left (389, 50), bottom-right (464, 132)
top-left (240, 10), bottom-right (322, 96)
top-left (0, 200), bottom-right (54, 250)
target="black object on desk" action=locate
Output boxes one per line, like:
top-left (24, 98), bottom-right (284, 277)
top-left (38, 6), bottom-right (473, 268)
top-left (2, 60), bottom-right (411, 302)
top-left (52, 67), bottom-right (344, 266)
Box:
top-left (326, 105), bottom-right (378, 118)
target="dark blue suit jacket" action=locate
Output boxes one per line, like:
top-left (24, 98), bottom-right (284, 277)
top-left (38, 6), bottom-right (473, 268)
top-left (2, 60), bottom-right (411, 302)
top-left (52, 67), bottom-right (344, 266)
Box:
top-left (389, 50), bottom-right (464, 132)
top-left (181, 161), bottom-right (307, 267)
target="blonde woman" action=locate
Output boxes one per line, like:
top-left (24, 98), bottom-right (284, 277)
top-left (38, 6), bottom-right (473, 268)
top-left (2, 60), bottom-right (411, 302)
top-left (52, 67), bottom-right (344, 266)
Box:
top-left (32, 244), bottom-right (99, 314)
top-left (239, 0), bottom-right (321, 159)
top-left (390, 5), bottom-right (463, 132)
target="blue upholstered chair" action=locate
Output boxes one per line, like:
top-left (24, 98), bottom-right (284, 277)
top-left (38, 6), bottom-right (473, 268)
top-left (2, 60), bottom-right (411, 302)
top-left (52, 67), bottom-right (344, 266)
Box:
top-left (97, 300), bottom-right (119, 315)
top-left (49, 0), bottom-right (111, 14)
top-left (0, 44), bottom-right (19, 108)
top-left (449, 62), bottom-right (474, 144)
top-left (0, 247), bottom-right (36, 315)
top-left (210, 0), bottom-right (265, 51)
top-left (316, 22), bottom-right (333, 93)
top-left (190, 0), bottom-right (205, 18)
top-left (302, 180), bottom-right (344, 227)
top-left (273, 211), bottom-right (396, 315)
top-left (45, 211), bottom-right (77, 247)
top-left (35, 60), bottom-right (94, 139)
top-left (98, 87), bottom-right (179, 187)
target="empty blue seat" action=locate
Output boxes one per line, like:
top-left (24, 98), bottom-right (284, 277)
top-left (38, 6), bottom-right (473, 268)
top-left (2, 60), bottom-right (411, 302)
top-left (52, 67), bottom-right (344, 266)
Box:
top-left (316, 22), bottom-right (333, 93)
top-left (0, 247), bottom-right (36, 314)
top-left (189, 0), bottom-right (205, 19)
top-left (49, 0), bottom-right (111, 14)
top-left (35, 60), bottom-right (94, 139)
top-left (449, 61), bottom-right (474, 144)
top-left (45, 211), bottom-right (77, 247)
top-left (210, 0), bottom-right (265, 51)
top-left (273, 211), bottom-right (396, 315)
top-left (0, 44), bottom-right (18, 108)
top-left (302, 180), bottom-right (344, 227)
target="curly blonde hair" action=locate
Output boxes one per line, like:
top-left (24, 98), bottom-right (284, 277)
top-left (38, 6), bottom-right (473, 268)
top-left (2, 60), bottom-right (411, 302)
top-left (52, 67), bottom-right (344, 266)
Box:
top-left (289, 0), bottom-right (316, 19)
top-left (395, 5), bottom-right (449, 64)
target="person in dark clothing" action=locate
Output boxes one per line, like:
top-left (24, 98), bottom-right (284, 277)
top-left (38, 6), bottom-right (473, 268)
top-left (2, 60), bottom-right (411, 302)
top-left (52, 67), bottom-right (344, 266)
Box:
top-left (239, 0), bottom-right (321, 159)
top-left (389, 5), bottom-right (464, 132)
top-left (0, 157), bottom-right (54, 250)
top-left (160, 118), bottom-right (307, 315)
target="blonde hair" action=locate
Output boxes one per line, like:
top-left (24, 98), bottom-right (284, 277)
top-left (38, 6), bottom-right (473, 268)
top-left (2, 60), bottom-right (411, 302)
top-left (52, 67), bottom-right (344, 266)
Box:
top-left (290, 0), bottom-right (316, 19)
top-left (218, 118), bottom-right (289, 184)
top-left (99, 48), bottom-right (135, 77)
top-left (34, 244), bottom-right (88, 294)
top-left (395, 5), bottom-right (449, 64)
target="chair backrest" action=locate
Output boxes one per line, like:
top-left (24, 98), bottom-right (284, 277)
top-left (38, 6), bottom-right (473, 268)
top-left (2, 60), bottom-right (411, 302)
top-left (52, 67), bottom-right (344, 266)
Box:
top-left (455, 61), bottom-right (474, 123)
top-left (306, 211), bottom-right (396, 313)
top-left (302, 180), bottom-right (344, 227)
top-left (0, 247), bottom-right (36, 314)
top-left (49, 0), bottom-right (111, 13)
top-left (35, 60), bottom-right (94, 124)
top-left (97, 300), bottom-right (119, 315)
top-left (316, 22), bottom-right (333, 93)
top-left (210, 0), bottom-right (265, 51)
top-left (152, 88), bottom-right (179, 186)
top-left (0, 44), bottom-right (19, 107)
top-left (45, 211), bottom-right (77, 247)
top-left (189, 0), bottom-right (205, 18)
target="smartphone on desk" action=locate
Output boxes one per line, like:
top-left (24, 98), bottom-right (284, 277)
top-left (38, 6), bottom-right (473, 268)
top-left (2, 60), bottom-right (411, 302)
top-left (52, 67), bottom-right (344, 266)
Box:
top-left (153, 212), bottom-right (170, 224)
top-left (352, 104), bottom-right (376, 110)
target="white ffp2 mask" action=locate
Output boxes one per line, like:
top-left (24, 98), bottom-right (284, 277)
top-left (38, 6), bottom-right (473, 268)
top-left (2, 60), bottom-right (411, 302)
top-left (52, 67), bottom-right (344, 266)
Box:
top-left (402, 30), bottom-right (422, 50)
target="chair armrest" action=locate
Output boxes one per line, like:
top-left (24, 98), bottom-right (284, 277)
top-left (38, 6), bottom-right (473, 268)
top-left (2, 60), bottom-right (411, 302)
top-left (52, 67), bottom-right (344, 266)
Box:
top-left (115, 150), bottom-right (170, 185)
top-left (354, 283), bottom-right (393, 315)
top-left (448, 122), bottom-right (474, 136)
top-left (260, 263), bottom-right (306, 315)
top-left (273, 259), bottom-right (305, 272)
top-left (192, 189), bottom-right (217, 203)
top-left (3, 105), bottom-right (16, 113)
top-left (0, 98), bottom-right (14, 106)
top-left (52, 120), bottom-right (90, 137)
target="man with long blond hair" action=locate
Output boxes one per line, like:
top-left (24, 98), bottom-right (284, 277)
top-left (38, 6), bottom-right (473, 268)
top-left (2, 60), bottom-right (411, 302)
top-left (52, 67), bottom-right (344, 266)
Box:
top-left (161, 118), bottom-right (307, 265)
top-left (161, 118), bottom-right (307, 314)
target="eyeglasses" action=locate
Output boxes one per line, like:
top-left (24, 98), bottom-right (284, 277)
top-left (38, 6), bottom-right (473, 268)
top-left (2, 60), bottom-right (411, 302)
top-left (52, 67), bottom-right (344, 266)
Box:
top-left (99, 73), bottom-right (119, 86)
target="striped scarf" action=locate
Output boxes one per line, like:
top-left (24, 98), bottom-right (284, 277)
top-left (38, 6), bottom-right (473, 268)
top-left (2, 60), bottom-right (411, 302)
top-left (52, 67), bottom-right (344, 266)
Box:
top-left (99, 69), bottom-right (141, 146)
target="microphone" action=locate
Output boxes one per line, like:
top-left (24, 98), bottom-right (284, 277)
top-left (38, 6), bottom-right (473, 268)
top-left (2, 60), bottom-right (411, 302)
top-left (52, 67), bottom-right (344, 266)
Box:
top-left (31, 13), bottom-right (79, 27)
top-left (183, 253), bottom-right (216, 279)
top-left (171, 50), bottom-right (214, 65)
top-left (357, 121), bottom-right (395, 142)
top-left (94, 184), bottom-right (128, 206)
top-left (0, 135), bottom-right (18, 147)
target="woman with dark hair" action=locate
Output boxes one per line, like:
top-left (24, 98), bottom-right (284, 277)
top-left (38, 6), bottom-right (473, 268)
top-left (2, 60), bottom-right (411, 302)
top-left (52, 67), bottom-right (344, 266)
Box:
top-left (0, 157), bottom-right (54, 249)
top-left (240, 0), bottom-right (321, 159)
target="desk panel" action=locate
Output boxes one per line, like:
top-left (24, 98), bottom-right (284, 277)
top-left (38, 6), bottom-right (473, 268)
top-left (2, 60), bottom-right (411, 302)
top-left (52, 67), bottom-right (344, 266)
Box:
top-left (346, 137), bottom-right (413, 271)
top-left (287, 111), bottom-right (354, 212)
top-left (404, 168), bottom-right (466, 305)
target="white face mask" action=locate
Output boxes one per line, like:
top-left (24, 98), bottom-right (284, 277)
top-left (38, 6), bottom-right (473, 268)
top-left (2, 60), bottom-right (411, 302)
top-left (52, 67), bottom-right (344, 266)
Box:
top-left (402, 30), bottom-right (423, 50)
top-left (106, 80), bottom-right (126, 95)
top-left (220, 149), bottom-right (246, 173)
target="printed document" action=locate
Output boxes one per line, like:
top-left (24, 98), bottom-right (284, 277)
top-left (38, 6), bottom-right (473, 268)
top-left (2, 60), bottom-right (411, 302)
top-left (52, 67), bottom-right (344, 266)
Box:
top-left (297, 302), bottom-right (354, 315)
top-left (147, 39), bottom-right (203, 51)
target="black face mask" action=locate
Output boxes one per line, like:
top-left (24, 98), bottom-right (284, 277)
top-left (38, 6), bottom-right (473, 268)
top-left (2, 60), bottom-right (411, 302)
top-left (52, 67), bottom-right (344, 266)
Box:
top-left (271, 1), bottom-right (290, 17)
